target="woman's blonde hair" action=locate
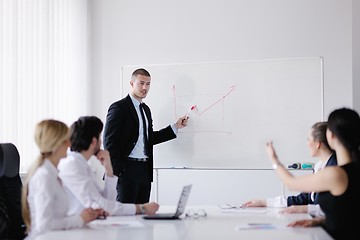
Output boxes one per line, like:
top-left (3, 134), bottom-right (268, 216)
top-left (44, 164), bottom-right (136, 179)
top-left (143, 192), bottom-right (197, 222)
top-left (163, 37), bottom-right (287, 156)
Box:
top-left (21, 119), bottom-right (68, 233)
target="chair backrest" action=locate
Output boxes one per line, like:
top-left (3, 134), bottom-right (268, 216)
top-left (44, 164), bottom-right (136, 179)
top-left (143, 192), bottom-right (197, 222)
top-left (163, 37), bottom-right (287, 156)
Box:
top-left (0, 143), bottom-right (20, 178)
top-left (0, 143), bottom-right (25, 239)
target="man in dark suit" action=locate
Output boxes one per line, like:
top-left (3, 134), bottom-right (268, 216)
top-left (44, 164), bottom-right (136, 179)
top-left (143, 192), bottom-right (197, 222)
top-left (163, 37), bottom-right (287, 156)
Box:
top-left (104, 68), bottom-right (188, 204)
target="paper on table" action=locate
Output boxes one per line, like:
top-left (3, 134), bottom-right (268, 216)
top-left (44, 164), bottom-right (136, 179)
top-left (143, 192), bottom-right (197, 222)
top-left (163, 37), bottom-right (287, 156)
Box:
top-left (88, 218), bottom-right (145, 229)
top-left (221, 208), bottom-right (268, 214)
top-left (235, 223), bottom-right (286, 230)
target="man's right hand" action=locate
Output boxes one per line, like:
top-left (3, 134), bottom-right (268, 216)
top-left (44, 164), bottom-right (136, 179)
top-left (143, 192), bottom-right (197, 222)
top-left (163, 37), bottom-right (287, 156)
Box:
top-left (96, 149), bottom-right (114, 177)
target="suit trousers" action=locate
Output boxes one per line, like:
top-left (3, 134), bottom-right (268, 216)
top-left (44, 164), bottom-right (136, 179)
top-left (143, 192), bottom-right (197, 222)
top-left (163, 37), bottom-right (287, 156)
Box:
top-left (116, 160), bottom-right (151, 204)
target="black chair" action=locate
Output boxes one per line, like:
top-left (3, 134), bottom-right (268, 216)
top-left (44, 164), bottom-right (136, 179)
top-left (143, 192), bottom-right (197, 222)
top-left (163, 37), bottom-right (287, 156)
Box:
top-left (0, 143), bottom-right (26, 240)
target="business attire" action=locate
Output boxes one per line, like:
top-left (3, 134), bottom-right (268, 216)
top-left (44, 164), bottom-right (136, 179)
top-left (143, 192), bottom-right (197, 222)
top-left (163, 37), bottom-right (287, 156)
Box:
top-left (58, 151), bottom-right (136, 216)
top-left (318, 162), bottom-right (360, 239)
top-left (104, 94), bottom-right (177, 204)
top-left (267, 154), bottom-right (337, 216)
top-left (287, 154), bottom-right (337, 205)
top-left (26, 160), bottom-right (84, 240)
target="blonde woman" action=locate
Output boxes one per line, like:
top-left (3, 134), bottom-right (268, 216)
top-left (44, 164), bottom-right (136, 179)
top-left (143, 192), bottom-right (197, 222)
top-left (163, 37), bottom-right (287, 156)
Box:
top-left (22, 120), bottom-right (101, 239)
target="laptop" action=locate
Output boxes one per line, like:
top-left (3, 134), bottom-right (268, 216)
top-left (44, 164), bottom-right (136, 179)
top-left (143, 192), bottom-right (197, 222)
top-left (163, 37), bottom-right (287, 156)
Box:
top-left (143, 184), bottom-right (192, 220)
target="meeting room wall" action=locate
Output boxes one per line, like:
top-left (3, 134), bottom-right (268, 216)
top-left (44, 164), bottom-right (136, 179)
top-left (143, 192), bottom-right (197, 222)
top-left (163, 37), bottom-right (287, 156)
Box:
top-left (353, 0), bottom-right (360, 112)
top-left (89, 0), bottom-right (356, 204)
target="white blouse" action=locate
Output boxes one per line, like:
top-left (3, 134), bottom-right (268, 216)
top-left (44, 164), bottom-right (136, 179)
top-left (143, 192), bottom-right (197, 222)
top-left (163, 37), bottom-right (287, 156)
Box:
top-left (26, 159), bottom-right (84, 240)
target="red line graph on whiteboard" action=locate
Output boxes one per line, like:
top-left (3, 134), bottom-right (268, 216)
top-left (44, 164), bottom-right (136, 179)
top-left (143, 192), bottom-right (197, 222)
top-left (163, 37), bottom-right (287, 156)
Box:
top-left (196, 85), bottom-right (236, 116)
top-left (172, 85), bottom-right (236, 134)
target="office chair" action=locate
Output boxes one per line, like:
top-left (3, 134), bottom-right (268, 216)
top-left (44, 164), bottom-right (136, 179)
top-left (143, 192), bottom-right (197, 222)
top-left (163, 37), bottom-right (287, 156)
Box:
top-left (0, 143), bottom-right (26, 240)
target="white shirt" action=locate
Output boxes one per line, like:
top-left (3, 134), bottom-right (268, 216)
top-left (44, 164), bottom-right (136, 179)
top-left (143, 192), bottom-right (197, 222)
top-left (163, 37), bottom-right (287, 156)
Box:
top-left (128, 95), bottom-right (149, 158)
top-left (128, 94), bottom-right (178, 158)
top-left (26, 159), bottom-right (84, 240)
top-left (58, 151), bottom-right (136, 216)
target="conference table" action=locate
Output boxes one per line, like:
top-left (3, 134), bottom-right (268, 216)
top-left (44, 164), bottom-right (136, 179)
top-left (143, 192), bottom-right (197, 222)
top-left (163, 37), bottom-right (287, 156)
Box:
top-left (35, 206), bottom-right (333, 240)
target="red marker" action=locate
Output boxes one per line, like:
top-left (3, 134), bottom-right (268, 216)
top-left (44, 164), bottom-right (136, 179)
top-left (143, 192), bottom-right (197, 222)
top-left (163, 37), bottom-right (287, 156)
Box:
top-left (185, 105), bottom-right (196, 118)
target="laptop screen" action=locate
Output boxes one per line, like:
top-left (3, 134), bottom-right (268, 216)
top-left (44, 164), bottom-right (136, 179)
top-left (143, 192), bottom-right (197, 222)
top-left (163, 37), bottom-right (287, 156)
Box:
top-left (174, 184), bottom-right (192, 217)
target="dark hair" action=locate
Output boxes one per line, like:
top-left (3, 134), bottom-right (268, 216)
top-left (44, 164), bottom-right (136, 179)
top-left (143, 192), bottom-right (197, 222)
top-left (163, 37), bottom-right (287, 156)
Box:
top-left (70, 116), bottom-right (103, 152)
top-left (311, 121), bottom-right (333, 152)
top-left (131, 68), bottom-right (151, 79)
top-left (327, 108), bottom-right (360, 162)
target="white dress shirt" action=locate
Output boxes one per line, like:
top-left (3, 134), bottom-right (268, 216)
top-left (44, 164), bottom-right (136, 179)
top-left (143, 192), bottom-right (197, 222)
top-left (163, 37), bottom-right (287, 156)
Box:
top-left (128, 94), bottom-right (178, 158)
top-left (26, 159), bottom-right (84, 240)
top-left (58, 151), bottom-right (136, 216)
top-left (128, 95), bottom-right (150, 158)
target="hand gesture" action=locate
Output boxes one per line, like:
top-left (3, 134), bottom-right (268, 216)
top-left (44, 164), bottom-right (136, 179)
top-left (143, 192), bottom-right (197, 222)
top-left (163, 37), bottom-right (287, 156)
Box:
top-left (265, 141), bottom-right (282, 168)
top-left (241, 199), bottom-right (266, 208)
top-left (287, 217), bottom-right (325, 227)
top-left (80, 208), bottom-right (100, 223)
top-left (279, 205), bottom-right (308, 214)
top-left (175, 116), bottom-right (188, 129)
top-left (265, 141), bottom-right (278, 160)
top-left (143, 202), bottom-right (160, 215)
top-left (96, 149), bottom-right (113, 177)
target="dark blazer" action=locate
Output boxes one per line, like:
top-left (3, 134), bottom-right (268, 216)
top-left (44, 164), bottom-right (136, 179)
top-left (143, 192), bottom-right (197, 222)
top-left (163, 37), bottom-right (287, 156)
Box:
top-left (103, 95), bottom-right (176, 181)
top-left (287, 153), bottom-right (337, 206)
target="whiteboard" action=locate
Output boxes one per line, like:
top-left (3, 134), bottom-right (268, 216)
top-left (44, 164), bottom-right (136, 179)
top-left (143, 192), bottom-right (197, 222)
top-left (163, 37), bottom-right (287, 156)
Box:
top-left (121, 58), bottom-right (324, 169)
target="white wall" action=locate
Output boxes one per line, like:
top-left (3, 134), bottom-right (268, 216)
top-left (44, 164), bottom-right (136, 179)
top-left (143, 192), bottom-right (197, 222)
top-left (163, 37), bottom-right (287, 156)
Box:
top-left (90, 0), bottom-right (353, 118)
top-left (354, 0), bottom-right (360, 112)
top-left (153, 169), bottom-right (311, 205)
top-left (89, 0), bottom-right (355, 203)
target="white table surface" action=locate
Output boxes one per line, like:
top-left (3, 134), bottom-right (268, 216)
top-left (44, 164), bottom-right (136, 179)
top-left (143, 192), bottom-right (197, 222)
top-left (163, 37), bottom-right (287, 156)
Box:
top-left (34, 206), bottom-right (333, 240)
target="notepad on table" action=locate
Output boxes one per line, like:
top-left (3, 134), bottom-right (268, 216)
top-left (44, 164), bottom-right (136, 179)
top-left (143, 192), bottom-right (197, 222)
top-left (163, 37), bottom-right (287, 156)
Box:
top-left (235, 223), bottom-right (286, 230)
top-left (88, 217), bottom-right (144, 229)
top-left (221, 208), bottom-right (268, 214)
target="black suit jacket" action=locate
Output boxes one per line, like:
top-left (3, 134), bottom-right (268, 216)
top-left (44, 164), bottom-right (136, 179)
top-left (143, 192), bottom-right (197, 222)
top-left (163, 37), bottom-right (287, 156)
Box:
top-left (103, 95), bottom-right (176, 181)
top-left (287, 153), bottom-right (337, 206)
